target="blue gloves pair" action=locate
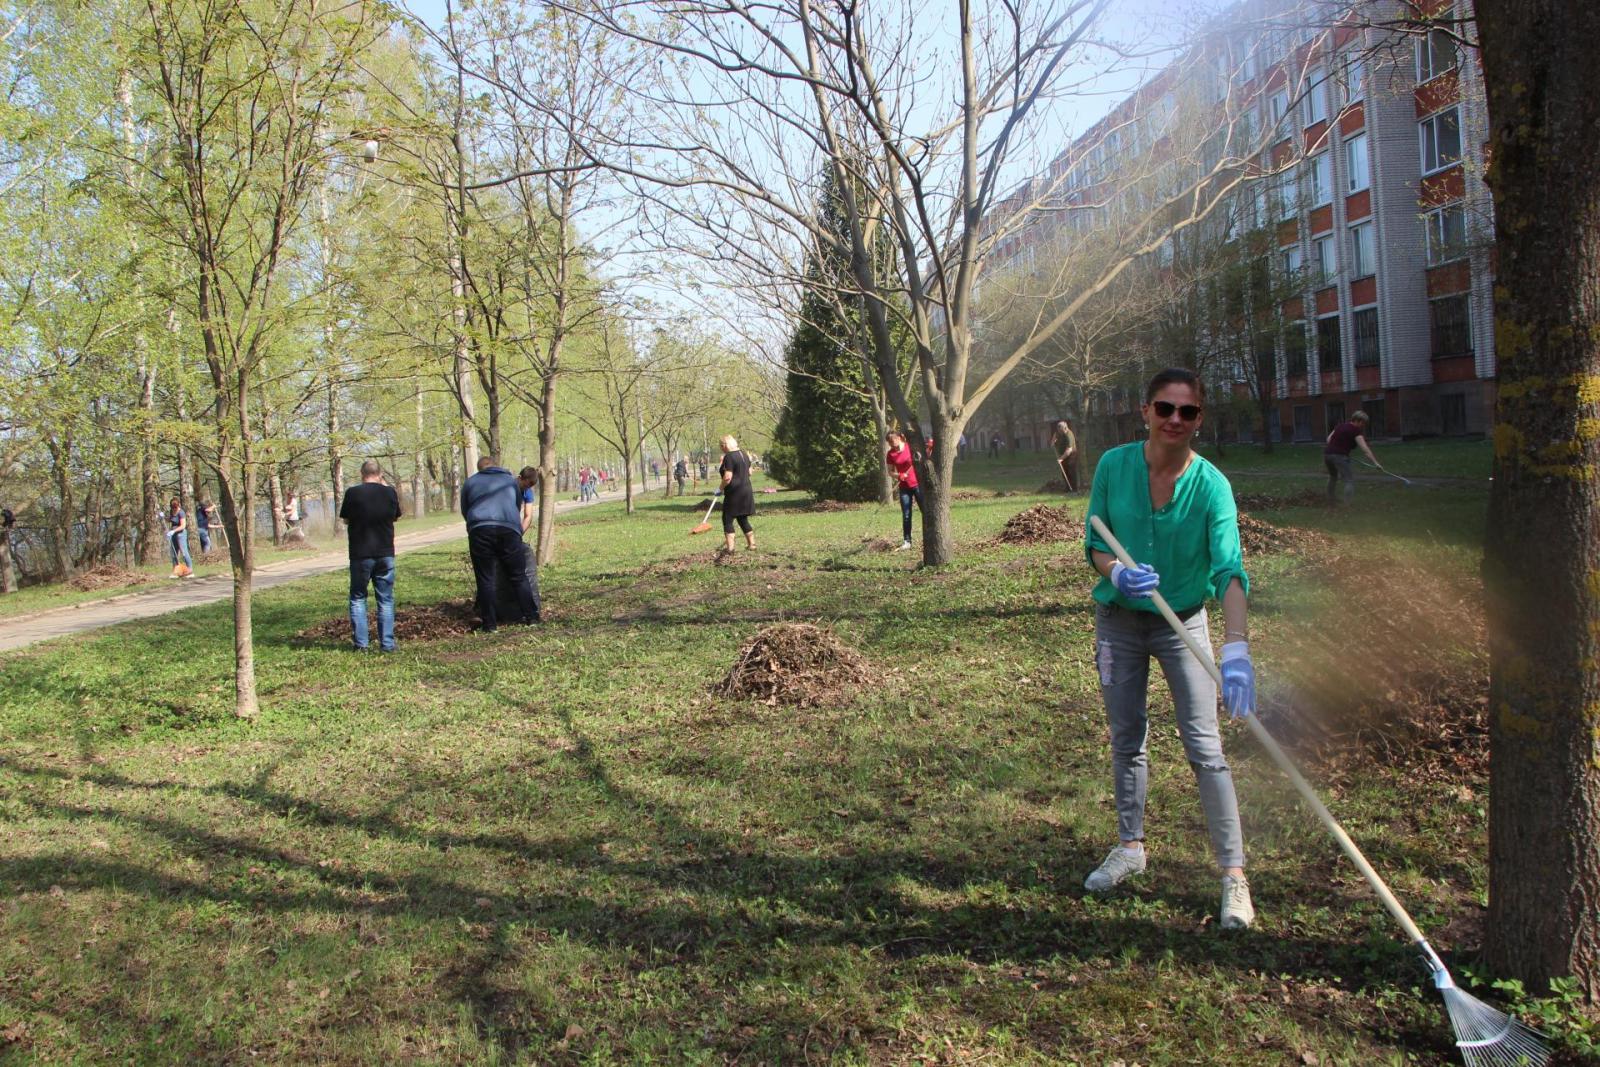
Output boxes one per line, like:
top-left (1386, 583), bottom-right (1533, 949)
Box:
top-left (1109, 560), bottom-right (1255, 719)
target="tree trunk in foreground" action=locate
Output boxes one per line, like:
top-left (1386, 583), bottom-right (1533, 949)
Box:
top-left (1478, 0), bottom-right (1600, 998)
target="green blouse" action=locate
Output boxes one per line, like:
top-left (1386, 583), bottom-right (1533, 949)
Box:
top-left (1083, 442), bottom-right (1249, 614)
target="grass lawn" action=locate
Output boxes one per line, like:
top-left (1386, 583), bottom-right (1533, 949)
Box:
top-left (0, 511), bottom-right (461, 622)
top-left (0, 470), bottom-right (1594, 1065)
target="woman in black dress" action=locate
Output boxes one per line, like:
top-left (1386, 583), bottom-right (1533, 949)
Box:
top-left (717, 434), bottom-right (756, 554)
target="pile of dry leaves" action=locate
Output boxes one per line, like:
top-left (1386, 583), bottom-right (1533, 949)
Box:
top-left (295, 599), bottom-right (479, 644)
top-left (1236, 513), bottom-right (1331, 557)
top-left (69, 565), bottom-right (157, 591)
top-left (712, 623), bottom-right (876, 707)
top-left (1257, 552), bottom-right (1488, 778)
top-left (993, 505), bottom-right (1085, 546)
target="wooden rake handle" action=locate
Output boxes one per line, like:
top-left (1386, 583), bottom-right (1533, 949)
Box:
top-left (1087, 514), bottom-right (1430, 949)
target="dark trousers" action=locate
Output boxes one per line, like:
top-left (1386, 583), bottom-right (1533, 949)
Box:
top-left (468, 525), bottom-right (537, 630)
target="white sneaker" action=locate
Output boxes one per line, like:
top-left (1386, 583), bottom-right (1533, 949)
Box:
top-left (1083, 846), bottom-right (1146, 892)
top-left (894, 541), bottom-right (912, 552)
top-left (1220, 874), bottom-right (1255, 929)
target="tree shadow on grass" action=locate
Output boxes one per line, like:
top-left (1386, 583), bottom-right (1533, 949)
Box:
top-left (2, 702), bottom-right (1470, 1065)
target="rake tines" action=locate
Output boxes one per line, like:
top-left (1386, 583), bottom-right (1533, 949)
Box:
top-left (1440, 983), bottom-right (1550, 1067)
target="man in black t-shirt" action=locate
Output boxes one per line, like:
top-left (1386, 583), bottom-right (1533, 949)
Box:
top-left (339, 459), bottom-right (403, 651)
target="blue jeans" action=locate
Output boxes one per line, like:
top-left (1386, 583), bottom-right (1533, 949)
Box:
top-left (197, 528), bottom-right (211, 553)
top-left (1094, 602), bottom-right (1245, 869)
top-left (167, 531), bottom-right (193, 569)
top-left (349, 556), bottom-right (396, 650)
top-left (898, 485), bottom-right (923, 542)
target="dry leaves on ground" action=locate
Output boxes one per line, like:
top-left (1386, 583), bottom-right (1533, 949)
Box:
top-left (68, 565), bottom-right (157, 591)
top-left (992, 505), bottom-right (1086, 546)
top-left (712, 623), bottom-right (876, 707)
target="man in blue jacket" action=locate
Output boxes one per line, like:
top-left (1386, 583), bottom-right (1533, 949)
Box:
top-left (461, 456), bottom-right (539, 631)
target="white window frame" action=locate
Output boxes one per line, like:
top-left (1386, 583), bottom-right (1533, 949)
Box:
top-left (1345, 133), bottom-right (1370, 192)
top-left (1313, 233), bottom-right (1336, 284)
top-left (1304, 66), bottom-right (1329, 126)
top-left (1415, 10), bottom-right (1460, 83)
top-left (1351, 304), bottom-right (1381, 366)
top-left (1419, 107), bottom-right (1463, 175)
top-left (1342, 53), bottom-right (1365, 105)
top-left (1274, 169), bottom-right (1297, 220)
top-left (1424, 202), bottom-right (1468, 265)
top-left (1282, 243), bottom-right (1303, 279)
top-left (1270, 88), bottom-right (1290, 126)
top-left (1305, 153), bottom-right (1331, 207)
top-left (1349, 220), bottom-right (1375, 278)
top-left (1429, 292), bottom-right (1474, 359)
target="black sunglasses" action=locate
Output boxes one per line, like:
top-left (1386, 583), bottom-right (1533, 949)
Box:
top-left (1151, 400), bottom-right (1202, 421)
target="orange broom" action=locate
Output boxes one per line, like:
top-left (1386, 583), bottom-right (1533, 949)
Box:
top-left (690, 491), bottom-right (721, 535)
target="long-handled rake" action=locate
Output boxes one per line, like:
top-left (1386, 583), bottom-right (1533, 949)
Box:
top-left (1359, 458), bottom-right (1414, 486)
top-left (689, 490), bottom-right (722, 536)
top-left (1088, 513), bottom-right (1549, 1067)
top-left (1055, 454), bottom-right (1076, 492)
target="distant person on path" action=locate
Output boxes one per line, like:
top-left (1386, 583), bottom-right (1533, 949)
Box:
top-left (166, 498), bottom-right (193, 578)
top-left (195, 499), bottom-right (213, 553)
top-left (340, 459), bottom-right (402, 652)
top-left (518, 466), bottom-right (539, 533)
top-left (988, 432), bottom-right (1003, 459)
top-left (698, 455), bottom-right (709, 481)
top-left (957, 432), bottom-right (968, 460)
top-left (461, 456), bottom-right (538, 631)
top-left (717, 434), bottom-right (756, 555)
top-left (673, 457), bottom-right (688, 496)
top-left (1323, 411), bottom-right (1379, 506)
top-left (1052, 419), bottom-right (1080, 491)
top-left (283, 489), bottom-right (302, 531)
top-left (1082, 367), bottom-right (1256, 930)
top-left (885, 431), bottom-right (922, 553)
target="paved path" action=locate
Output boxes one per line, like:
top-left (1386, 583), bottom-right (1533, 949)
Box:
top-left (0, 490), bottom-right (625, 654)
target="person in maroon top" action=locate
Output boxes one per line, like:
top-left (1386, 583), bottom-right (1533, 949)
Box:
top-left (1323, 411), bottom-right (1380, 505)
top-left (885, 431), bottom-right (923, 552)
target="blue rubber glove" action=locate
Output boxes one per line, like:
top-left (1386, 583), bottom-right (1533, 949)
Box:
top-left (1110, 560), bottom-right (1160, 599)
top-left (1219, 641), bottom-right (1255, 719)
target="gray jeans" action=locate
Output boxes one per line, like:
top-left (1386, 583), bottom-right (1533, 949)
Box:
top-left (1094, 602), bottom-right (1245, 869)
top-left (1324, 453), bottom-right (1354, 504)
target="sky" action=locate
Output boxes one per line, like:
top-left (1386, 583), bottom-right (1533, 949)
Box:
top-left (395, 0), bottom-right (1215, 346)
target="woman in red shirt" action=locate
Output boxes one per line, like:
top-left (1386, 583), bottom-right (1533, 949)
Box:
top-left (885, 431), bottom-right (922, 552)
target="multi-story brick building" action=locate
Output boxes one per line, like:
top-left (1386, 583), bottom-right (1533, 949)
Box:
top-left (979, 0), bottom-right (1494, 443)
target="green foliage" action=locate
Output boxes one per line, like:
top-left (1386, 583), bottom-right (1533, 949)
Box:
top-left (772, 171), bottom-right (905, 502)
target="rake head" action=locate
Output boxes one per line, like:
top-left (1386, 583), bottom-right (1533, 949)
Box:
top-left (1440, 982), bottom-right (1550, 1067)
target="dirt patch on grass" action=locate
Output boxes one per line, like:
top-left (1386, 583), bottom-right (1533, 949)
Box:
top-left (805, 500), bottom-right (861, 512)
top-left (712, 623), bottom-right (876, 707)
top-left (294, 598), bottom-right (479, 644)
top-left (949, 489), bottom-right (995, 501)
top-left (1236, 513), bottom-right (1332, 557)
top-left (68, 565), bottom-right (157, 591)
top-left (1259, 553), bottom-right (1487, 778)
top-left (860, 536), bottom-right (901, 553)
top-left (991, 505), bottom-right (1085, 546)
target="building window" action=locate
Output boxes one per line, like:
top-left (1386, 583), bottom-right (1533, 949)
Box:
top-left (1430, 293), bottom-right (1473, 358)
top-left (1342, 53), bottom-right (1365, 104)
top-left (1352, 305), bottom-right (1380, 366)
top-left (1327, 399), bottom-right (1346, 426)
top-left (1304, 67), bottom-right (1329, 126)
top-left (1349, 221), bottom-right (1375, 278)
top-left (1420, 107), bottom-right (1463, 175)
top-left (1317, 314), bottom-right (1342, 369)
top-left (1416, 15), bottom-right (1460, 83)
top-left (1282, 243), bottom-right (1303, 279)
top-left (1425, 202), bottom-right (1468, 264)
top-left (1305, 153), bottom-right (1331, 206)
top-left (1285, 320), bottom-right (1309, 376)
top-left (1270, 88), bottom-right (1290, 126)
top-left (1346, 133), bottom-right (1370, 192)
top-left (1313, 233), bottom-right (1335, 284)
top-left (1365, 397), bottom-right (1386, 433)
top-left (1441, 392), bottom-right (1468, 435)
top-left (1293, 405), bottom-right (1313, 441)
top-left (1275, 169), bottom-right (1297, 220)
